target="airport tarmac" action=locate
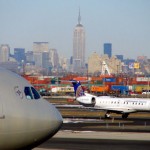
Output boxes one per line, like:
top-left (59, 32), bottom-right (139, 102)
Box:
top-left (34, 99), bottom-right (150, 150)
top-left (35, 130), bottom-right (150, 150)
top-left (34, 117), bottom-right (150, 150)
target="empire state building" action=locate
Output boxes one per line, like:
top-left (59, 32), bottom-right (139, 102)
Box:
top-left (73, 9), bottom-right (85, 72)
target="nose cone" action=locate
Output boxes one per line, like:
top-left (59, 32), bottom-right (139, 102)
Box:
top-left (45, 103), bottom-right (63, 137)
top-left (50, 104), bottom-right (63, 133)
top-left (34, 102), bottom-right (63, 147)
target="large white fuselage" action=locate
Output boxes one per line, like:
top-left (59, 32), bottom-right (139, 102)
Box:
top-left (76, 94), bottom-right (150, 113)
top-left (0, 68), bottom-right (63, 150)
top-left (95, 97), bottom-right (150, 113)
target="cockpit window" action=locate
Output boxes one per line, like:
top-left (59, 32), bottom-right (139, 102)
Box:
top-left (31, 87), bottom-right (40, 99)
top-left (24, 86), bottom-right (40, 100)
top-left (24, 87), bottom-right (33, 99)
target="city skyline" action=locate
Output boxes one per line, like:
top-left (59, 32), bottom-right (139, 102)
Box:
top-left (0, 0), bottom-right (150, 60)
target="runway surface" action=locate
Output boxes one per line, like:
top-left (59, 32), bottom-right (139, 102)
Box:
top-left (34, 117), bottom-right (150, 150)
top-left (35, 99), bottom-right (150, 149)
top-left (35, 131), bottom-right (150, 150)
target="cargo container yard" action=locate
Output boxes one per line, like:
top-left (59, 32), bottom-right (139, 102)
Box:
top-left (22, 74), bottom-right (150, 96)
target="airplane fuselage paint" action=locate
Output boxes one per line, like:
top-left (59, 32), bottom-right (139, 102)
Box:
top-left (0, 68), bottom-right (63, 150)
top-left (94, 97), bottom-right (150, 113)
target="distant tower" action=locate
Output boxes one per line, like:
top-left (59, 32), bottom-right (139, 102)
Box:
top-left (73, 8), bottom-right (85, 71)
top-left (14, 48), bottom-right (26, 63)
top-left (116, 55), bottom-right (124, 62)
top-left (33, 42), bottom-right (49, 67)
top-left (104, 43), bottom-right (112, 58)
top-left (49, 49), bottom-right (59, 69)
top-left (0, 44), bottom-right (10, 62)
top-left (26, 51), bottom-right (34, 63)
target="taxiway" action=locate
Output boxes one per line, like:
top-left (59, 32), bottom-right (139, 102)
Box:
top-left (34, 99), bottom-right (150, 150)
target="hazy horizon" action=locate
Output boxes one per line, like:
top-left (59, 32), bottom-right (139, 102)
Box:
top-left (0, 0), bottom-right (150, 60)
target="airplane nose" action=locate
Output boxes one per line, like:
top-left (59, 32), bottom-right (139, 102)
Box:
top-left (47, 104), bottom-right (63, 134)
top-left (52, 105), bottom-right (63, 129)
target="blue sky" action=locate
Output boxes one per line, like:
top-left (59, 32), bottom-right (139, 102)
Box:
top-left (0, 0), bottom-right (150, 60)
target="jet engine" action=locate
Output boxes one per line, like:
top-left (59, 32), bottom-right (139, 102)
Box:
top-left (76, 96), bottom-right (96, 107)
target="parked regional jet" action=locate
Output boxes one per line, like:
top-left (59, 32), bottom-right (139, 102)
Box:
top-left (0, 68), bottom-right (63, 150)
top-left (72, 80), bottom-right (150, 119)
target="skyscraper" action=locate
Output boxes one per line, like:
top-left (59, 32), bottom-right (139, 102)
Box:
top-left (104, 43), bottom-right (112, 58)
top-left (25, 51), bottom-right (34, 63)
top-left (33, 42), bottom-right (49, 53)
top-left (33, 42), bottom-right (49, 67)
top-left (73, 9), bottom-right (85, 71)
top-left (116, 55), bottom-right (124, 62)
top-left (0, 44), bottom-right (10, 62)
top-left (14, 48), bottom-right (26, 63)
top-left (49, 49), bottom-right (59, 69)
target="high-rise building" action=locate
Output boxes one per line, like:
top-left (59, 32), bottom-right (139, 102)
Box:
top-left (49, 49), bottom-right (59, 69)
top-left (88, 52), bottom-right (101, 74)
top-left (25, 51), bottom-right (34, 63)
top-left (0, 44), bottom-right (10, 62)
top-left (14, 48), bottom-right (26, 63)
top-left (104, 43), bottom-right (112, 58)
top-left (73, 9), bottom-right (85, 71)
top-left (33, 42), bottom-right (49, 67)
top-left (116, 55), bottom-right (124, 62)
top-left (42, 51), bottom-right (50, 69)
top-left (34, 52), bottom-right (43, 67)
top-left (33, 42), bottom-right (49, 53)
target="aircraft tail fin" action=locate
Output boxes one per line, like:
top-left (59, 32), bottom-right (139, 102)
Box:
top-left (71, 80), bottom-right (85, 98)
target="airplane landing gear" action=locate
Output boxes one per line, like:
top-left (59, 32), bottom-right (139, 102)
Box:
top-left (122, 113), bottom-right (129, 119)
top-left (105, 112), bottom-right (111, 119)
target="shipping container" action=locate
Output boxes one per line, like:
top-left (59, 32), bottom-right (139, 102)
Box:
top-left (103, 78), bottom-right (116, 82)
top-left (132, 85), bottom-right (150, 93)
top-left (111, 85), bottom-right (129, 94)
top-left (51, 86), bottom-right (74, 93)
top-left (90, 86), bottom-right (109, 93)
top-left (91, 77), bottom-right (103, 84)
top-left (136, 77), bottom-right (150, 82)
top-left (128, 85), bottom-right (133, 91)
top-left (117, 77), bottom-right (123, 84)
top-left (73, 76), bottom-right (88, 81)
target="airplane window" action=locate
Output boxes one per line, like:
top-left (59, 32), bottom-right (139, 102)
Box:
top-left (24, 87), bottom-right (33, 99)
top-left (31, 87), bottom-right (40, 99)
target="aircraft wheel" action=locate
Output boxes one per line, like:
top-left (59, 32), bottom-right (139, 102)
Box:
top-left (122, 113), bottom-right (129, 119)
